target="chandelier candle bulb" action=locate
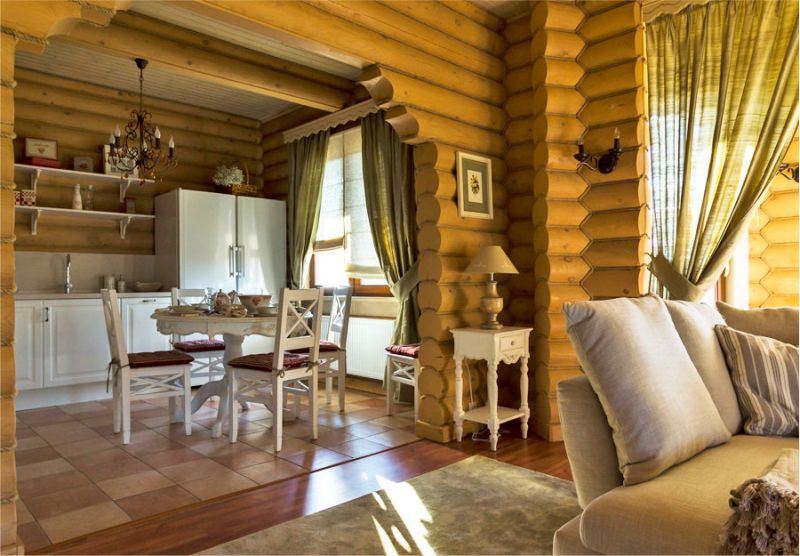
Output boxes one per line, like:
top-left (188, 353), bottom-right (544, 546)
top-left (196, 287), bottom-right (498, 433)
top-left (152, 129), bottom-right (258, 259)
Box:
top-left (155, 127), bottom-right (161, 148)
top-left (613, 127), bottom-right (620, 151)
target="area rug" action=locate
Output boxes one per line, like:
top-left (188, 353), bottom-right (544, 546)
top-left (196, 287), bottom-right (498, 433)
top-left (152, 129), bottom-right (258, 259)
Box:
top-left (201, 455), bottom-right (581, 555)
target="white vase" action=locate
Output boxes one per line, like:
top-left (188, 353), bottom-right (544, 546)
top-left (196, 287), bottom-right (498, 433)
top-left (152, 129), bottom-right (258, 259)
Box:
top-left (72, 184), bottom-right (83, 210)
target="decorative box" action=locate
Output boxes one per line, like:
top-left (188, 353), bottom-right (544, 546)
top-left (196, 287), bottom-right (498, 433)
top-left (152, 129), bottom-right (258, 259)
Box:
top-left (28, 157), bottom-right (61, 169)
top-left (73, 156), bottom-right (94, 172)
top-left (13, 191), bottom-right (21, 206)
top-left (24, 138), bottom-right (58, 161)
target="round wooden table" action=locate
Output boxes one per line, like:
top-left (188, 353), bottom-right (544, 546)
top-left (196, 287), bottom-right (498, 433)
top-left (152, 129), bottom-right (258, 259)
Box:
top-left (151, 312), bottom-right (280, 437)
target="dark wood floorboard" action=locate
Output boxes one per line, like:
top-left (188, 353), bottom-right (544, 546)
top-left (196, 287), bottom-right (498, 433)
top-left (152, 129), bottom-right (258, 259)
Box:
top-left (38, 429), bottom-right (569, 556)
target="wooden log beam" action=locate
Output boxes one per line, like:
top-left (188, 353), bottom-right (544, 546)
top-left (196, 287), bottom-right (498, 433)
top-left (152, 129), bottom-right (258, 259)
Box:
top-left (61, 24), bottom-right (350, 111)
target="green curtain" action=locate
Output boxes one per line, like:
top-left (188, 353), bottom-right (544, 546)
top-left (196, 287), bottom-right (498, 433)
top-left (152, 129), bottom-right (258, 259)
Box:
top-left (647, 0), bottom-right (799, 301)
top-left (361, 111), bottom-right (420, 345)
top-left (287, 130), bottom-right (330, 289)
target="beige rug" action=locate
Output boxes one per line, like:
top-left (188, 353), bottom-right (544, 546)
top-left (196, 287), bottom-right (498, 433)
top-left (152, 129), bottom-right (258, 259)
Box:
top-left (201, 456), bottom-right (581, 555)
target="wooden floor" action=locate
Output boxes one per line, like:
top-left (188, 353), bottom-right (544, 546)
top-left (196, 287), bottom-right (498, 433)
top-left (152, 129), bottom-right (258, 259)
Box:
top-left (37, 427), bottom-right (569, 555)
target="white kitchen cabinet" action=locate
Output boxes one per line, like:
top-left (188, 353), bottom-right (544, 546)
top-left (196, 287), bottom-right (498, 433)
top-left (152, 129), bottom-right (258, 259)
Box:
top-left (43, 299), bottom-right (111, 387)
top-left (14, 300), bottom-right (44, 391)
top-left (120, 297), bottom-right (171, 353)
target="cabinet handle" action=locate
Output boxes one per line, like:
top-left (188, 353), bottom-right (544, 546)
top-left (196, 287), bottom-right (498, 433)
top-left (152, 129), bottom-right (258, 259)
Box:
top-left (141, 299), bottom-right (156, 303)
top-left (237, 245), bottom-right (245, 278)
top-left (228, 245), bottom-right (235, 277)
top-left (44, 307), bottom-right (50, 322)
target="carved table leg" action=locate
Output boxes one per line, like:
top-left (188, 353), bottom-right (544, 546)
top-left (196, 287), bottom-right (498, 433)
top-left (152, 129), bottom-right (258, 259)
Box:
top-left (454, 355), bottom-right (464, 442)
top-left (520, 355), bottom-right (530, 439)
top-left (487, 359), bottom-right (499, 451)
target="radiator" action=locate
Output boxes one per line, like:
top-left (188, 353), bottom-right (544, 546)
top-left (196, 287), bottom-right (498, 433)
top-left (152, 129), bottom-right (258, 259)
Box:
top-left (322, 316), bottom-right (393, 380)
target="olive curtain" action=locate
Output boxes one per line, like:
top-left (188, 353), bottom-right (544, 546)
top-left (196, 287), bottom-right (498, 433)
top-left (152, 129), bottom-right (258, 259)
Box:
top-left (287, 130), bottom-right (330, 289)
top-left (647, 0), bottom-right (799, 300)
top-left (361, 111), bottom-right (420, 345)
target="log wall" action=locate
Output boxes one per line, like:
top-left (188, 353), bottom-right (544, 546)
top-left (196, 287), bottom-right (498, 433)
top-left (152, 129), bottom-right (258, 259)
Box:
top-left (749, 137), bottom-right (799, 308)
top-left (12, 69), bottom-right (264, 254)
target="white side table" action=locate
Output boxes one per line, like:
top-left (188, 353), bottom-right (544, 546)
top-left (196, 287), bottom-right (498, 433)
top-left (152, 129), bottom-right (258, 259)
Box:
top-left (451, 326), bottom-right (532, 451)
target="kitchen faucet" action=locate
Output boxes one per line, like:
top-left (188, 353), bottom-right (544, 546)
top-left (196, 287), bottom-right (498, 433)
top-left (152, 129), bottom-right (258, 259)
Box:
top-left (64, 254), bottom-right (72, 294)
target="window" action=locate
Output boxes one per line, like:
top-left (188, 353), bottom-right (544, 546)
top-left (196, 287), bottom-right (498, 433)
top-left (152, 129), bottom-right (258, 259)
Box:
top-left (311, 127), bottom-right (389, 296)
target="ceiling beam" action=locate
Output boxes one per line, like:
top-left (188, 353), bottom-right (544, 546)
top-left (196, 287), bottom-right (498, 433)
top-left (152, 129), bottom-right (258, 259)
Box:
top-left (60, 20), bottom-right (352, 112)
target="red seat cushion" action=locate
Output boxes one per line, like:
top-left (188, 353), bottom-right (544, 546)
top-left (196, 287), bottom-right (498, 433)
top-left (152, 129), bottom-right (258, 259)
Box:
top-left (385, 344), bottom-right (421, 358)
top-left (228, 352), bottom-right (309, 372)
top-left (128, 350), bottom-right (194, 369)
top-left (173, 339), bottom-right (226, 353)
top-left (289, 340), bottom-right (341, 354)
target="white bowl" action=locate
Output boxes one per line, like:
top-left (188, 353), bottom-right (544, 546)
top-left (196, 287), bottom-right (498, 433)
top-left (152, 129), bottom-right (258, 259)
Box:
top-left (238, 294), bottom-right (272, 314)
top-left (134, 281), bottom-right (162, 292)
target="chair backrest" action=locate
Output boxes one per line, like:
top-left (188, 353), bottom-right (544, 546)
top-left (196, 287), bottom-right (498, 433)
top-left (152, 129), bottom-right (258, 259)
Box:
top-left (273, 287), bottom-right (324, 371)
top-left (326, 285), bottom-right (353, 348)
top-left (170, 288), bottom-right (206, 343)
top-left (100, 289), bottom-right (129, 368)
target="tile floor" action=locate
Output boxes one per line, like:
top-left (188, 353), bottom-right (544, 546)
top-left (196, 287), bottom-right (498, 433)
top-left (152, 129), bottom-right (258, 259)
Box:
top-left (15, 388), bottom-right (417, 551)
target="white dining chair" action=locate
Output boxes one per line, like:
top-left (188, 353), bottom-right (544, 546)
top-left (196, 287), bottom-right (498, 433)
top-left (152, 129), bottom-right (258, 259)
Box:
top-left (226, 287), bottom-right (323, 452)
top-left (101, 289), bottom-right (193, 444)
top-left (385, 344), bottom-right (421, 421)
top-left (286, 285), bottom-right (352, 413)
top-left (170, 288), bottom-right (226, 385)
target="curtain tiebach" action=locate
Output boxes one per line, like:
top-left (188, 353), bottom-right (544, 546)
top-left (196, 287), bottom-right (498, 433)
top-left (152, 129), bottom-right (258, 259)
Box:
top-left (390, 260), bottom-right (420, 302)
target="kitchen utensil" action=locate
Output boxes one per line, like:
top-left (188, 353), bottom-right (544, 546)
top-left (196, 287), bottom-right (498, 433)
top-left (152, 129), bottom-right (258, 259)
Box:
top-left (133, 281), bottom-right (162, 292)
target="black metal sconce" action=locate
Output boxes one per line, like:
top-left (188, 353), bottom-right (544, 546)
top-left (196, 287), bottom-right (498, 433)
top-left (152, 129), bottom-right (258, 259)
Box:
top-left (778, 162), bottom-right (799, 182)
top-left (574, 128), bottom-right (622, 174)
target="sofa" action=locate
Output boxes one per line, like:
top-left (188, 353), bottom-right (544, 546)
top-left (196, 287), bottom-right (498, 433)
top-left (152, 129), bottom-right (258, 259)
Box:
top-left (553, 300), bottom-right (799, 555)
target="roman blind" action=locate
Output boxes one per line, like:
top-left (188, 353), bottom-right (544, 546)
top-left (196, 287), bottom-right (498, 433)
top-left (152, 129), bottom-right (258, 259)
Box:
top-left (314, 128), bottom-right (382, 279)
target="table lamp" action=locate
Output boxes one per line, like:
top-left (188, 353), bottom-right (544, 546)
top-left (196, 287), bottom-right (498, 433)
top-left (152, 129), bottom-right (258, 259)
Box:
top-left (465, 245), bottom-right (518, 329)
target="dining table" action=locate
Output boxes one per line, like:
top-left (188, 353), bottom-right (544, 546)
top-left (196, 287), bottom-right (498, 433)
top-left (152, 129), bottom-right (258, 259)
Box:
top-left (151, 311), bottom-right (284, 437)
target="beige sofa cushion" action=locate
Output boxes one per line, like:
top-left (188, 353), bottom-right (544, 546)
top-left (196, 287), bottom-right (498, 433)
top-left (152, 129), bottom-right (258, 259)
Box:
top-left (717, 301), bottom-right (799, 346)
top-left (579, 435), bottom-right (798, 555)
top-left (665, 300), bottom-right (742, 434)
top-left (564, 296), bottom-right (730, 485)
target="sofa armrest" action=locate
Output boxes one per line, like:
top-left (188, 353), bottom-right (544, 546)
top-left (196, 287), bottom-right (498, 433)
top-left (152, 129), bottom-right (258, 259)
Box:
top-left (557, 375), bottom-right (622, 508)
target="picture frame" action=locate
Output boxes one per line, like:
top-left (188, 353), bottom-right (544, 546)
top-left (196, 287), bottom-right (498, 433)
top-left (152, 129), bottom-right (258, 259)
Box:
top-left (73, 156), bottom-right (94, 173)
top-left (25, 138), bottom-right (58, 160)
top-left (103, 144), bottom-right (138, 177)
top-left (456, 151), bottom-right (493, 220)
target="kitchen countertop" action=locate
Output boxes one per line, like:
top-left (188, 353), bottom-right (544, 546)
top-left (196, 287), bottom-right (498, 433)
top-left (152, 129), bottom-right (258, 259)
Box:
top-left (15, 291), bottom-right (171, 300)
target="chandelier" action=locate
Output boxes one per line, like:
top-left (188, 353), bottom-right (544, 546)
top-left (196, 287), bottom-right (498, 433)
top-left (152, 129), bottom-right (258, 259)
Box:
top-left (108, 58), bottom-right (177, 180)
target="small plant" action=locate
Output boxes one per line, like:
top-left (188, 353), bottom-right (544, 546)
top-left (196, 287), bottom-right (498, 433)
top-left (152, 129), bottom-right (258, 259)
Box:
top-left (213, 164), bottom-right (244, 187)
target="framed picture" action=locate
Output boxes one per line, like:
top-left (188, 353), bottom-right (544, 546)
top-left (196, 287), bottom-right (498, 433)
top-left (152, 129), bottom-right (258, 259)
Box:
top-left (456, 151), bottom-right (493, 220)
top-left (25, 138), bottom-right (58, 160)
top-left (103, 144), bottom-right (138, 177)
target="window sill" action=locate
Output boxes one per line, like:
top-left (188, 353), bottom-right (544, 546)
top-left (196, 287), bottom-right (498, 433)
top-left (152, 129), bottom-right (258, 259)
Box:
top-left (324, 295), bottom-right (397, 319)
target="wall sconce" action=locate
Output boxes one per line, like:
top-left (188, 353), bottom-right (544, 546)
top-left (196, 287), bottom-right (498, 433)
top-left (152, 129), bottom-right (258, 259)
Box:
top-left (574, 128), bottom-right (621, 174)
top-left (778, 162), bottom-right (799, 182)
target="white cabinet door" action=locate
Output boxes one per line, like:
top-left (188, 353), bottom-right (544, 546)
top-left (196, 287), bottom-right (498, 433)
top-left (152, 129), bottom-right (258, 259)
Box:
top-left (121, 298), bottom-right (171, 353)
top-left (179, 190), bottom-right (237, 291)
top-left (15, 300), bottom-right (44, 391)
top-left (44, 299), bottom-right (111, 387)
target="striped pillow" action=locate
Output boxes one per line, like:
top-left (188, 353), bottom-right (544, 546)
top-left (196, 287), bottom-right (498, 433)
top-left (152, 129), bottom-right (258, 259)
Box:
top-left (715, 325), bottom-right (799, 436)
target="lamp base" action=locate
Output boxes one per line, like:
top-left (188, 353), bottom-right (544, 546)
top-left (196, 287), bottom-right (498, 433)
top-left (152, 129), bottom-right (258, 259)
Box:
top-left (480, 280), bottom-right (504, 330)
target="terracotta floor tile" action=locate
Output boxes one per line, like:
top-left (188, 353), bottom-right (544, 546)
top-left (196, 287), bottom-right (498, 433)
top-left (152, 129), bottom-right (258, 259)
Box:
top-left (369, 415), bottom-right (415, 429)
top-left (282, 446), bottom-right (352, 471)
top-left (237, 431), bottom-right (318, 457)
top-left (340, 421), bottom-right (391, 438)
top-left (159, 458), bottom-right (231, 484)
top-left (17, 407), bottom-right (74, 426)
top-left (53, 436), bottom-right (115, 458)
top-left (104, 429), bottom-right (163, 446)
top-left (16, 500), bottom-right (34, 525)
top-left (18, 470), bottom-right (91, 499)
top-left (136, 415), bottom-right (177, 429)
top-left (316, 411), bottom-right (375, 429)
top-left (38, 501), bottom-right (131, 544)
top-left (16, 427), bottom-right (39, 440)
top-left (204, 443), bottom-right (275, 470)
top-left (138, 447), bottom-right (206, 468)
top-left (366, 429), bottom-right (419, 448)
top-left (18, 521), bottom-right (52, 552)
top-left (307, 427), bottom-right (358, 448)
top-left (24, 484), bottom-right (111, 521)
top-left (96, 470), bottom-right (174, 500)
top-left (80, 457), bottom-right (154, 482)
top-left (151, 423), bottom-right (212, 444)
top-left (59, 401), bottom-right (109, 418)
top-left (180, 470), bottom-right (257, 500)
top-left (91, 420), bottom-right (147, 437)
top-left (34, 422), bottom-right (101, 445)
top-left (15, 445), bottom-right (61, 466)
top-left (68, 447), bottom-right (137, 470)
top-left (17, 458), bottom-right (76, 482)
top-left (237, 458), bottom-right (308, 484)
top-left (78, 415), bottom-right (114, 428)
top-left (115, 485), bottom-right (199, 521)
top-left (16, 435), bottom-right (48, 452)
top-left (121, 436), bottom-right (186, 456)
top-left (327, 437), bottom-right (388, 458)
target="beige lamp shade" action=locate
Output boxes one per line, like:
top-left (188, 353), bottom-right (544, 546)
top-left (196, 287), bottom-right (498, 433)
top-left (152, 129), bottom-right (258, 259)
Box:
top-left (465, 246), bottom-right (519, 275)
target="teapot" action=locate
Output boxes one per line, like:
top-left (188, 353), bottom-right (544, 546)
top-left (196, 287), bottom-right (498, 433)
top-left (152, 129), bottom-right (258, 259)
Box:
top-left (212, 289), bottom-right (238, 313)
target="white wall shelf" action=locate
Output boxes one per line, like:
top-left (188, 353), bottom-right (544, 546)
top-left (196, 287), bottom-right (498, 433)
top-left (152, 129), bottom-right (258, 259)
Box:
top-left (14, 163), bottom-right (154, 203)
top-left (15, 206), bottom-right (154, 239)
